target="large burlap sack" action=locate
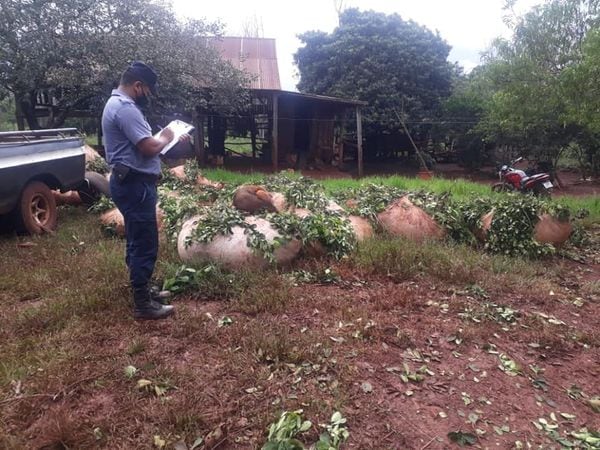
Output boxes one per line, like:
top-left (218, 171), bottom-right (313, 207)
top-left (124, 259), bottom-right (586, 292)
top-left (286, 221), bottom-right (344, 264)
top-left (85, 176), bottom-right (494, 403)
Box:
top-left (169, 165), bottom-right (186, 180)
top-left (534, 214), bottom-right (572, 246)
top-left (377, 196), bottom-right (445, 241)
top-left (233, 185), bottom-right (276, 213)
top-left (196, 175), bottom-right (223, 189)
top-left (177, 215), bottom-right (301, 268)
top-left (100, 206), bottom-right (165, 237)
top-left (84, 144), bottom-right (101, 163)
top-left (292, 208), bottom-right (312, 219)
top-left (326, 199), bottom-right (345, 213)
top-left (348, 215), bottom-right (374, 242)
top-left (271, 192), bottom-right (288, 213)
top-left (473, 211), bottom-right (494, 242)
top-left (52, 190), bottom-right (82, 206)
top-left (100, 208), bottom-right (125, 236)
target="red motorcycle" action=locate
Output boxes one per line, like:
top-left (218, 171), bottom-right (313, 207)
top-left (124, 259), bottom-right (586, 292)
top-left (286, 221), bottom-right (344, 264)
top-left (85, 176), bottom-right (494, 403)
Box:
top-left (492, 157), bottom-right (553, 197)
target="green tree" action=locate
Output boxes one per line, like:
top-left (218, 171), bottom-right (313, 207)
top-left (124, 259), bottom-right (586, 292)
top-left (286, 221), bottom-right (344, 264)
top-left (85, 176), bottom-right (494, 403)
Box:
top-left (0, 0), bottom-right (248, 129)
top-left (472, 0), bottom-right (600, 172)
top-left (294, 8), bottom-right (455, 155)
top-left (437, 67), bottom-right (492, 168)
top-left (561, 27), bottom-right (600, 176)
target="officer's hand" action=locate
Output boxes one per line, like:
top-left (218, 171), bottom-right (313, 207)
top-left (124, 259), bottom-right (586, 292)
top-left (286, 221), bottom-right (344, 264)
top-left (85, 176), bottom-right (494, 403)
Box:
top-left (179, 134), bottom-right (191, 143)
top-left (159, 127), bottom-right (175, 143)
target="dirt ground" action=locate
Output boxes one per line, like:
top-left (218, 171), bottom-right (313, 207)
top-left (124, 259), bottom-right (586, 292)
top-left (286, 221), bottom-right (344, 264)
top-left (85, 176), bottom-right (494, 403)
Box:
top-left (0, 164), bottom-right (599, 449)
top-left (1, 214), bottom-right (599, 449)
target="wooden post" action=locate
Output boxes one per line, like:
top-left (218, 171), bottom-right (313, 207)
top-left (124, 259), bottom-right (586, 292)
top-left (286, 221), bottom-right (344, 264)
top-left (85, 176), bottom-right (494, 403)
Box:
top-left (250, 112), bottom-right (257, 161)
top-left (356, 106), bottom-right (363, 178)
top-left (193, 110), bottom-right (205, 167)
top-left (97, 116), bottom-right (102, 147)
top-left (15, 93), bottom-right (25, 130)
top-left (272, 93), bottom-right (279, 172)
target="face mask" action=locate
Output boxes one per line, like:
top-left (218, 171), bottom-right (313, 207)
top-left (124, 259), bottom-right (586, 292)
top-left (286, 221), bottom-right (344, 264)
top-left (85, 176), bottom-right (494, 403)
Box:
top-left (134, 84), bottom-right (150, 108)
top-left (135, 92), bottom-right (149, 108)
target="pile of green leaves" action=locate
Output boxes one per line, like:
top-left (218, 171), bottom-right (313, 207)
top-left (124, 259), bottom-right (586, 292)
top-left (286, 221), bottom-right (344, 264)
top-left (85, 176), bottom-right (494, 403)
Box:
top-left (158, 189), bottom-right (204, 239)
top-left (188, 202), bottom-right (246, 244)
top-left (181, 173), bottom-right (357, 262)
top-left (334, 184), bottom-right (405, 221)
top-left (87, 195), bottom-right (115, 213)
top-left (336, 185), bottom-right (473, 243)
top-left (295, 212), bottom-right (356, 259)
top-left (460, 195), bottom-right (571, 257)
top-left (262, 410), bottom-right (349, 450)
top-left (263, 174), bottom-right (330, 211)
top-left (408, 191), bottom-right (473, 244)
top-left (270, 211), bottom-right (356, 260)
top-left (86, 157), bottom-right (110, 175)
top-left (184, 203), bottom-right (286, 264)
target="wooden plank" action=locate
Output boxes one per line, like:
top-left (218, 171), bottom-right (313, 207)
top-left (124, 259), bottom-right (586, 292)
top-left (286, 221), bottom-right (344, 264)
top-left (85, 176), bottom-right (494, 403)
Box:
top-left (356, 107), bottom-right (363, 178)
top-left (272, 93), bottom-right (279, 172)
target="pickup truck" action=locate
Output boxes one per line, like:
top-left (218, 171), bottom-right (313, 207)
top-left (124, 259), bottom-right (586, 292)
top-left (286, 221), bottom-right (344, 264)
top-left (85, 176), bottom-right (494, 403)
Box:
top-left (0, 128), bottom-right (88, 234)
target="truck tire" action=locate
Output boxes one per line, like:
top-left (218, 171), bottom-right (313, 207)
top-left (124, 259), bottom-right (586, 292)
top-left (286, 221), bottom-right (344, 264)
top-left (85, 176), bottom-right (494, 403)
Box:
top-left (16, 181), bottom-right (58, 234)
top-left (77, 171), bottom-right (111, 206)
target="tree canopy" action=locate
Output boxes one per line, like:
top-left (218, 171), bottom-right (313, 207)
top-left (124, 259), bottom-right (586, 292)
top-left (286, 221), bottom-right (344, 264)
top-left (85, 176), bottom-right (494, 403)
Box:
top-left (0, 0), bottom-right (249, 129)
top-left (294, 8), bottom-right (455, 148)
top-left (444, 0), bottom-right (600, 174)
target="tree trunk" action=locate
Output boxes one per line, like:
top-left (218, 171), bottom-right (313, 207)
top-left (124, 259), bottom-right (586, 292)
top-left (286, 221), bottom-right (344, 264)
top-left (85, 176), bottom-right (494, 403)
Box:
top-left (18, 91), bottom-right (40, 130)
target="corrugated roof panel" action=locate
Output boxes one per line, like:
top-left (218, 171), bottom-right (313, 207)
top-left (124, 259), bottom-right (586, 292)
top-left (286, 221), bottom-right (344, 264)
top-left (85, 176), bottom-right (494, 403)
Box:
top-left (209, 37), bottom-right (281, 90)
top-left (260, 60), bottom-right (281, 91)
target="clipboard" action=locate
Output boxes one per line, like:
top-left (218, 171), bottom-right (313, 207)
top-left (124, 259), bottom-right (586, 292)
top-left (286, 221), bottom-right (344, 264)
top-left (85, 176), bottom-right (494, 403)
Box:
top-left (155, 120), bottom-right (194, 155)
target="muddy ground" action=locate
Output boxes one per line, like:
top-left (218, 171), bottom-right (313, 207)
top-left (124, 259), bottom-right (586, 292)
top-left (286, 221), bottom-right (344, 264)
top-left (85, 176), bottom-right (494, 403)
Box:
top-left (0, 206), bottom-right (599, 449)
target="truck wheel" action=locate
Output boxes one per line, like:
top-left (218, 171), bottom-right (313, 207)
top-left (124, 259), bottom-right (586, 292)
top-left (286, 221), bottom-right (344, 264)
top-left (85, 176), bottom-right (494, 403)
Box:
top-left (77, 171), bottom-right (111, 206)
top-left (17, 181), bottom-right (58, 234)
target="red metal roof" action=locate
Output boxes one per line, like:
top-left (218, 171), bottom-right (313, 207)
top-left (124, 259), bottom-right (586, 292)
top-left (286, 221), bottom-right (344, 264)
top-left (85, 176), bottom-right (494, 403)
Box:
top-left (210, 37), bottom-right (281, 90)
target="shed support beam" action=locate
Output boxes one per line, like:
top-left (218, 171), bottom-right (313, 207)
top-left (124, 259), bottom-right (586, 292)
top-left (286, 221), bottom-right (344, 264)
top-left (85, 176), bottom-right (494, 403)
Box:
top-left (193, 110), bottom-right (205, 166)
top-left (272, 93), bottom-right (279, 172)
top-left (356, 106), bottom-right (363, 178)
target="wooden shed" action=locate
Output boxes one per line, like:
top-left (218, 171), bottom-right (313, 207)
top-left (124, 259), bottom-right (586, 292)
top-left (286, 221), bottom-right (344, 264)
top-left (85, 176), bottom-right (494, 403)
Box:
top-left (199, 37), bottom-right (368, 175)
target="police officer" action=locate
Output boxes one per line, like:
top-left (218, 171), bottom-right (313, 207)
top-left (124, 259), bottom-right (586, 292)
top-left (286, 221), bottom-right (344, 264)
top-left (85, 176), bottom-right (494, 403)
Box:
top-left (102, 61), bottom-right (185, 320)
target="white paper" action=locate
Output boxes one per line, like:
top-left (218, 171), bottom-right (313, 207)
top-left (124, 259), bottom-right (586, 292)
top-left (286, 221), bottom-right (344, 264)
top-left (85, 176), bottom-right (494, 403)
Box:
top-left (155, 120), bottom-right (194, 155)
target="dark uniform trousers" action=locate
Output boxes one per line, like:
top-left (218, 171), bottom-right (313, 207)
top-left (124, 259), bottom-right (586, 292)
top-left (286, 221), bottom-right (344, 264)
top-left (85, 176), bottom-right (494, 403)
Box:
top-left (110, 173), bottom-right (159, 290)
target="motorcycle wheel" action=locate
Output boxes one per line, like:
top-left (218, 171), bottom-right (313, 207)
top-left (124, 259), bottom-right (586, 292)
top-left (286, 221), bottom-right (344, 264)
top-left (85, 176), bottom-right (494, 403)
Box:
top-left (492, 182), bottom-right (513, 193)
top-left (533, 184), bottom-right (552, 198)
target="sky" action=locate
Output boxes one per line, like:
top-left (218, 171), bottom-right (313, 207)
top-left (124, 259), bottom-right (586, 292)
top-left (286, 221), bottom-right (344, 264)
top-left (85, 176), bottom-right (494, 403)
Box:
top-left (171, 0), bottom-right (541, 91)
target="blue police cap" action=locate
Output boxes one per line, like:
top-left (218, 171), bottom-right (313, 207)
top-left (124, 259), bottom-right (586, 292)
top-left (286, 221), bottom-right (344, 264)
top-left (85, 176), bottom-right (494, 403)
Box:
top-left (126, 61), bottom-right (158, 95)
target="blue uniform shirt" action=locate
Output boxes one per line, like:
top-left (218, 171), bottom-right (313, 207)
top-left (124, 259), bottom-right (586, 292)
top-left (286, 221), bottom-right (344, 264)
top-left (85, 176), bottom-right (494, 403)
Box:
top-left (101, 89), bottom-right (160, 176)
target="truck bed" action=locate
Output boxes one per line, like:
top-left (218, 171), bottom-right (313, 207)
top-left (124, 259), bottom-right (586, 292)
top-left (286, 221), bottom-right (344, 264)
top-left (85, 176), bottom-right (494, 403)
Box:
top-left (0, 129), bottom-right (85, 214)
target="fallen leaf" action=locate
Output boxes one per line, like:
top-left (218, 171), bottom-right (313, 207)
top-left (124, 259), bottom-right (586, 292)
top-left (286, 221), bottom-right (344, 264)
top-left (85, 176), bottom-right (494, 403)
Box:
top-left (153, 435), bottom-right (166, 449)
top-left (17, 241), bottom-right (37, 248)
top-left (588, 397), bottom-right (600, 413)
top-left (448, 431), bottom-right (477, 447)
top-left (190, 436), bottom-right (203, 450)
top-left (361, 382), bottom-right (373, 393)
top-left (137, 379), bottom-right (153, 389)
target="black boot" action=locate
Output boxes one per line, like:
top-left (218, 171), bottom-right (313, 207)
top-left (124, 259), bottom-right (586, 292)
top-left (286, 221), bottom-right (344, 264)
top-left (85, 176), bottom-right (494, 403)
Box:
top-left (133, 286), bottom-right (175, 320)
top-left (150, 285), bottom-right (172, 305)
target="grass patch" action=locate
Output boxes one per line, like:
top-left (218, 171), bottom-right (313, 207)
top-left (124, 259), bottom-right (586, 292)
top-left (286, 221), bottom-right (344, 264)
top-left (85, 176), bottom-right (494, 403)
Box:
top-left (159, 260), bottom-right (293, 314)
top-left (202, 168), bottom-right (262, 185)
top-left (233, 271), bottom-right (292, 315)
top-left (199, 169), bottom-right (600, 222)
top-left (225, 135), bottom-right (267, 156)
top-left (582, 280), bottom-right (600, 296)
top-left (350, 236), bottom-right (543, 288)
